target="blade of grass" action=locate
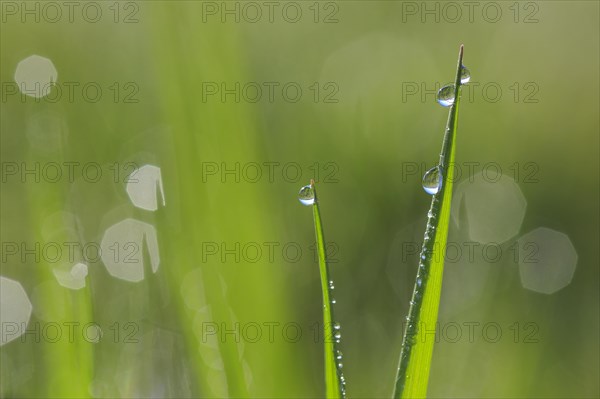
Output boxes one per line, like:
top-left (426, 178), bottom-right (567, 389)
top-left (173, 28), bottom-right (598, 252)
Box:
top-left (393, 45), bottom-right (466, 399)
top-left (308, 180), bottom-right (345, 399)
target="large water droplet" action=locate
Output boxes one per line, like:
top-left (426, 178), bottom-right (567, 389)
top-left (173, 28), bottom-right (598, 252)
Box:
top-left (460, 65), bottom-right (471, 84)
top-left (298, 184), bottom-right (315, 206)
top-left (422, 166), bottom-right (442, 195)
top-left (436, 84), bottom-right (455, 107)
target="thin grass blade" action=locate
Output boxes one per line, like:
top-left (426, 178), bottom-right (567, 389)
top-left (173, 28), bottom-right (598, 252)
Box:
top-left (305, 180), bottom-right (345, 398)
top-left (394, 45), bottom-right (466, 399)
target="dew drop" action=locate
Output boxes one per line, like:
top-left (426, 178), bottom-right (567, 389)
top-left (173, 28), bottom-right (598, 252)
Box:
top-left (338, 362), bottom-right (343, 369)
top-left (417, 277), bottom-right (423, 287)
top-left (331, 298), bottom-right (337, 304)
top-left (298, 184), bottom-right (315, 206)
top-left (336, 351), bottom-right (343, 360)
top-left (436, 84), bottom-right (455, 107)
top-left (334, 331), bottom-right (341, 340)
top-left (329, 280), bottom-right (335, 290)
top-left (333, 322), bottom-right (341, 330)
top-left (422, 165), bottom-right (442, 195)
top-left (460, 65), bottom-right (471, 84)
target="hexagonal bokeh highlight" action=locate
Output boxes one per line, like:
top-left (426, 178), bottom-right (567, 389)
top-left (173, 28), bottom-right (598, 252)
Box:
top-left (14, 55), bottom-right (58, 98)
top-left (0, 277), bottom-right (33, 346)
top-left (100, 218), bottom-right (160, 282)
top-left (518, 227), bottom-right (578, 294)
top-left (451, 172), bottom-right (527, 244)
top-left (126, 165), bottom-right (166, 211)
top-left (53, 262), bottom-right (88, 290)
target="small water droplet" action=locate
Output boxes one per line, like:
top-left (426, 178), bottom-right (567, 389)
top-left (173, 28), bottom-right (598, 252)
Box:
top-left (329, 280), bottom-right (335, 290)
top-left (460, 65), bottom-right (471, 84)
top-left (331, 298), bottom-right (337, 304)
top-left (436, 84), bottom-right (455, 107)
top-left (334, 331), bottom-right (341, 340)
top-left (422, 165), bottom-right (442, 195)
top-left (338, 362), bottom-right (343, 369)
top-left (298, 184), bottom-right (315, 206)
top-left (333, 322), bottom-right (341, 330)
top-left (336, 351), bottom-right (343, 360)
top-left (417, 278), bottom-right (423, 287)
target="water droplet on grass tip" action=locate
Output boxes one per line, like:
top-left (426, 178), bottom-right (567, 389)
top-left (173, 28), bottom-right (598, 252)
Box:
top-left (460, 65), bottom-right (471, 84)
top-left (298, 184), bottom-right (315, 206)
top-left (422, 165), bottom-right (442, 195)
top-left (437, 84), bottom-right (455, 107)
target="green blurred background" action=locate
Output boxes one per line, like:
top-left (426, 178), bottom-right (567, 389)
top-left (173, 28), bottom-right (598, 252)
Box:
top-left (1, 1), bottom-right (598, 398)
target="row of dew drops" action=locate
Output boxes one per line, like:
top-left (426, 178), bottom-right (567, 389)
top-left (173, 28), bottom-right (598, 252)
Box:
top-left (294, 64), bottom-right (471, 398)
top-left (396, 64), bottom-right (470, 391)
top-left (422, 65), bottom-right (471, 195)
top-left (298, 185), bottom-right (347, 397)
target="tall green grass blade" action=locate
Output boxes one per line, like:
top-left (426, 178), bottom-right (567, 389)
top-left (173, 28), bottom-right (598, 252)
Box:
top-left (394, 45), bottom-right (466, 399)
top-left (305, 180), bottom-right (345, 398)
